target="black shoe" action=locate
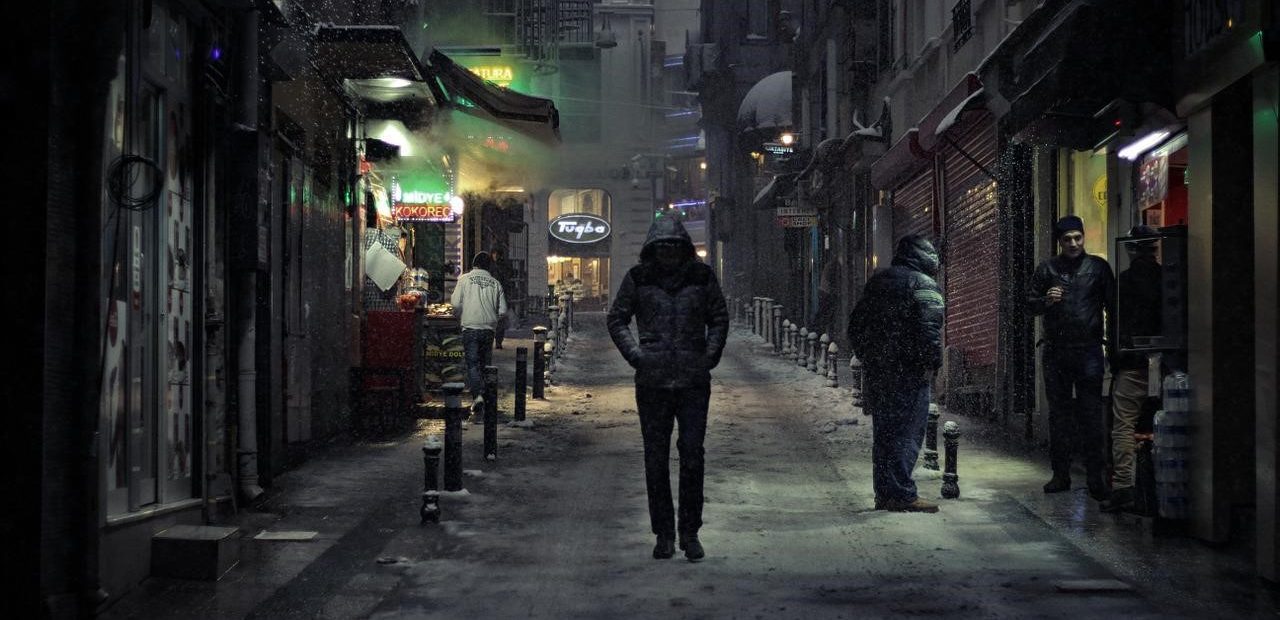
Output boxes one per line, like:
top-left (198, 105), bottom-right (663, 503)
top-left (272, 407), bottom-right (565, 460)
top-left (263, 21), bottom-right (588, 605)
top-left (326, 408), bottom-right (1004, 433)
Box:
top-left (495, 343), bottom-right (504, 349)
top-left (1100, 487), bottom-right (1134, 513)
top-left (653, 536), bottom-right (675, 559)
top-left (1087, 472), bottom-right (1110, 501)
top-left (679, 536), bottom-right (705, 562)
top-left (1043, 475), bottom-right (1071, 494)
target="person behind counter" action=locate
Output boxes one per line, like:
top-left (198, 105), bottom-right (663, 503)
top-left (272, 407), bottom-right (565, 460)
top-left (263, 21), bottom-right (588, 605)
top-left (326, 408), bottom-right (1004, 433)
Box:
top-left (363, 209), bottom-right (404, 312)
top-left (451, 252), bottom-right (508, 413)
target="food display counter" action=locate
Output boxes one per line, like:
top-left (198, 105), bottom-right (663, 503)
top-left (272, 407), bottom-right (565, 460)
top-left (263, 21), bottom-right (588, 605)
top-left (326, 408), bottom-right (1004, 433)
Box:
top-left (418, 303), bottom-right (465, 394)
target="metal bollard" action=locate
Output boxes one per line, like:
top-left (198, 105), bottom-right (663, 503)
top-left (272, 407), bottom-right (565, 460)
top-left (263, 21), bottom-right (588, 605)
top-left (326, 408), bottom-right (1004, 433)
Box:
top-left (483, 365), bottom-right (498, 461)
top-left (772, 304), bottom-right (784, 354)
top-left (781, 320), bottom-right (792, 356)
top-left (942, 421), bottom-right (961, 499)
top-left (532, 327), bottom-right (547, 399)
top-left (442, 383), bottom-right (466, 492)
top-left (808, 332), bottom-right (820, 372)
top-left (798, 327), bottom-right (809, 366)
top-left (826, 342), bottom-right (839, 388)
top-left (515, 347), bottom-right (528, 421)
top-left (746, 306), bottom-right (755, 336)
top-left (421, 435), bottom-right (442, 523)
top-left (819, 333), bottom-right (830, 374)
top-left (761, 298), bottom-right (774, 344)
top-left (532, 326), bottom-right (547, 399)
top-left (923, 404), bottom-right (941, 470)
top-left (789, 323), bottom-right (800, 361)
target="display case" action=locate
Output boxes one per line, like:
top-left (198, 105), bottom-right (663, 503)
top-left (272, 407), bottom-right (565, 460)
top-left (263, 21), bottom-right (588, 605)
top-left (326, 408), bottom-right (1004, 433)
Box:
top-left (1113, 225), bottom-right (1187, 356)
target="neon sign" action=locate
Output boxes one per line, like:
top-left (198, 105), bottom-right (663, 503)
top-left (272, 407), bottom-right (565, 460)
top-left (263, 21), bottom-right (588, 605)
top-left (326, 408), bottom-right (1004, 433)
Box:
top-left (469, 66), bottom-right (515, 87)
top-left (549, 214), bottom-right (611, 244)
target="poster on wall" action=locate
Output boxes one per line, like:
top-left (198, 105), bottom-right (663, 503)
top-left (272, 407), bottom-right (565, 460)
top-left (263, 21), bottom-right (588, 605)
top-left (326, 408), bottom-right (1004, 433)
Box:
top-left (421, 318), bottom-right (465, 391)
top-left (1138, 153), bottom-right (1169, 209)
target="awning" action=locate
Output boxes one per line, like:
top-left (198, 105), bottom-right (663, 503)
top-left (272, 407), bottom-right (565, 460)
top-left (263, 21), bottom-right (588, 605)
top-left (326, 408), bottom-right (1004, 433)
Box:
top-left (425, 49), bottom-right (561, 144)
top-left (752, 173), bottom-right (797, 209)
top-left (997, 0), bottom-right (1173, 147)
top-left (311, 25), bottom-right (443, 105)
top-left (738, 71), bottom-right (793, 132)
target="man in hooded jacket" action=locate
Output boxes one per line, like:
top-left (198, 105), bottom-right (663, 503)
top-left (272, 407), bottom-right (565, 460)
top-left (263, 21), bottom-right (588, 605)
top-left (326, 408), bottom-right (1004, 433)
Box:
top-left (847, 234), bottom-right (946, 513)
top-left (607, 217), bottom-right (728, 562)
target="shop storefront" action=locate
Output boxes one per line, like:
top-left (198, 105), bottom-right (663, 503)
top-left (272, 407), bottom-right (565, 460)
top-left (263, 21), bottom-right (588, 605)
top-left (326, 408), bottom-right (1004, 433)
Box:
top-left (546, 189), bottom-right (612, 308)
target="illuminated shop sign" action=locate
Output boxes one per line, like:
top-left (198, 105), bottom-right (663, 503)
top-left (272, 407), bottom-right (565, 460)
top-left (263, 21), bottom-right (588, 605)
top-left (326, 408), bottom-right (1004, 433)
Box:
top-left (469, 65), bottom-right (515, 87)
top-left (549, 213), bottom-right (611, 244)
top-left (395, 203), bottom-right (455, 222)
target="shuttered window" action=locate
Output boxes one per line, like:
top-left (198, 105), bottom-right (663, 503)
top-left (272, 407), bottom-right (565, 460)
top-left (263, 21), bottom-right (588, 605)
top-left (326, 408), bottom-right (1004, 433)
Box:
top-left (941, 113), bottom-right (999, 370)
top-left (891, 166), bottom-right (934, 244)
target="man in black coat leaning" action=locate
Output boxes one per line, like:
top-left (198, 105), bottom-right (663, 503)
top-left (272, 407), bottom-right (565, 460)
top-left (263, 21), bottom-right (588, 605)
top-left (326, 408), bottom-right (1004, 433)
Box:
top-left (847, 234), bottom-right (946, 513)
top-left (1030, 215), bottom-right (1116, 501)
top-left (607, 217), bottom-right (728, 562)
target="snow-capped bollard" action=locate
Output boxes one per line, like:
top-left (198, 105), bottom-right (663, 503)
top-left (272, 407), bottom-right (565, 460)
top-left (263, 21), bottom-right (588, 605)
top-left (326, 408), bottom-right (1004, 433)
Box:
top-left (483, 365), bottom-right (499, 461)
top-left (826, 342), bottom-right (839, 388)
top-left (782, 320), bottom-right (792, 356)
top-left (773, 304), bottom-right (784, 353)
top-left (746, 305), bottom-right (756, 336)
top-left (789, 323), bottom-right (800, 362)
top-left (421, 435), bottom-right (442, 523)
top-left (819, 334), bottom-right (831, 374)
top-left (760, 298), bottom-right (773, 344)
top-left (442, 383), bottom-right (466, 492)
top-left (798, 328), bottom-right (809, 366)
top-left (515, 347), bottom-right (528, 421)
top-left (532, 327), bottom-right (547, 399)
top-left (942, 421), bottom-right (961, 499)
top-left (808, 332), bottom-right (820, 372)
top-left (923, 404), bottom-right (941, 471)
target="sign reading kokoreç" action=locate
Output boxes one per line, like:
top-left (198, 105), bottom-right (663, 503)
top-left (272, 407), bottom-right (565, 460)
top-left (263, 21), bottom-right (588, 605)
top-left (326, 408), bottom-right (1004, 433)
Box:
top-left (549, 213), bottom-right (611, 244)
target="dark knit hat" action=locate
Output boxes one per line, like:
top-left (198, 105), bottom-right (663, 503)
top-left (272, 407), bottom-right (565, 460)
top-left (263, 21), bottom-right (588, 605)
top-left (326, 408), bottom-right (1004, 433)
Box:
top-left (472, 252), bottom-right (492, 270)
top-left (1054, 215), bottom-right (1084, 239)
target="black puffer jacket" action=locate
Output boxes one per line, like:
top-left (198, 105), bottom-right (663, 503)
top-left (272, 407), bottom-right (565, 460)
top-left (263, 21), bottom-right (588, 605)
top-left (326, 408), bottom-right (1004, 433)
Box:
top-left (1029, 253), bottom-right (1115, 349)
top-left (846, 235), bottom-right (946, 377)
top-left (607, 218), bottom-right (729, 388)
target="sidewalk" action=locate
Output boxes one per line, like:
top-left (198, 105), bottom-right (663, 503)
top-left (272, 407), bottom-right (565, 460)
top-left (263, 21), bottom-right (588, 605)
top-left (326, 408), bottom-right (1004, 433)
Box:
top-left (100, 315), bottom-right (1279, 619)
top-left (729, 323), bottom-right (1278, 617)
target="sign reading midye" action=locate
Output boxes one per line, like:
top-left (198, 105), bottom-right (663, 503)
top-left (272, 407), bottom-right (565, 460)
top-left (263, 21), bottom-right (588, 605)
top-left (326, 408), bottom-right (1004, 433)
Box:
top-left (549, 214), bottom-right (611, 244)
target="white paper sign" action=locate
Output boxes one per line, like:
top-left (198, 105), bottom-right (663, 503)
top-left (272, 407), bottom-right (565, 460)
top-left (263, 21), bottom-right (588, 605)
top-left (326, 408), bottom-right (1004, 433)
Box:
top-left (365, 238), bottom-right (406, 292)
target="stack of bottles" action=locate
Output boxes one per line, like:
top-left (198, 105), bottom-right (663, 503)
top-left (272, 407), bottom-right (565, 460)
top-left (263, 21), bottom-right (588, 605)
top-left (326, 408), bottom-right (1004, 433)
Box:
top-left (1153, 372), bottom-right (1192, 519)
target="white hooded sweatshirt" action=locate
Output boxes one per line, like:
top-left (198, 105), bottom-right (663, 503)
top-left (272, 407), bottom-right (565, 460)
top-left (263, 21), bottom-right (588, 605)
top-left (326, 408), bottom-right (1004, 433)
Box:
top-left (450, 267), bottom-right (508, 330)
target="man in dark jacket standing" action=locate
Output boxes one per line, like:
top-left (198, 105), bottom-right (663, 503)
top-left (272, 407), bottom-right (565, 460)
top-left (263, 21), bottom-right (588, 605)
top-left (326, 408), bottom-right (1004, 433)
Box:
top-left (1030, 215), bottom-right (1115, 501)
top-left (847, 234), bottom-right (946, 513)
top-left (607, 217), bottom-right (728, 562)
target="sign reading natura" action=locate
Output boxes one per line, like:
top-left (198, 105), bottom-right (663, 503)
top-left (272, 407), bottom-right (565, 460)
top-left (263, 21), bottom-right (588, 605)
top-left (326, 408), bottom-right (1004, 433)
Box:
top-left (549, 214), bottom-right (611, 244)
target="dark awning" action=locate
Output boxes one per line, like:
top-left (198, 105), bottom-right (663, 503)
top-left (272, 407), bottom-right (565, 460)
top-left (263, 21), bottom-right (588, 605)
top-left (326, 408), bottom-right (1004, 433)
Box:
top-left (425, 50), bottom-right (561, 144)
top-left (997, 0), bottom-right (1174, 148)
top-left (310, 25), bottom-right (443, 117)
top-left (738, 71), bottom-right (793, 133)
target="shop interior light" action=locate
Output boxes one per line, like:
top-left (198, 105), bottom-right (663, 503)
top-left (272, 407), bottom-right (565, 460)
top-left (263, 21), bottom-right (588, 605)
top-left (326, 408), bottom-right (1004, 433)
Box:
top-left (699, 161), bottom-right (707, 170)
top-left (449, 195), bottom-right (465, 216)
top-left (373, 77), bottom-right (413, 89)
top-left (696, 249), bottom-right (708, 258)
top-left (1118, 130), bottom-right (1171, 160)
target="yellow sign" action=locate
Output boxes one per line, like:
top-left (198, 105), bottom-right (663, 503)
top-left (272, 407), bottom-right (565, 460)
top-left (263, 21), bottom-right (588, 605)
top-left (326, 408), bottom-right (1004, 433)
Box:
top-left (1092, 175), bottom-right (1108, 209)
top-left (469, 66), bottom-right (514, 87)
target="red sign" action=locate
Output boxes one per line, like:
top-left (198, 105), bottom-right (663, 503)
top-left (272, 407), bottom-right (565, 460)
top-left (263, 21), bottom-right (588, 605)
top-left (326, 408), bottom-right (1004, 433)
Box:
top-left (395, 203), bottom-right (456, 223)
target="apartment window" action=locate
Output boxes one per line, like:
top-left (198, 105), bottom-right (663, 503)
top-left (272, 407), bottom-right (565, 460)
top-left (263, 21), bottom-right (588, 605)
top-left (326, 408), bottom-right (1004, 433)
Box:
top-left (747, 0), bottom-right (770, 41)
top-left (952, 0), bottom-right (973, 51)
top-left (877, 0), bottom-right (894, 70)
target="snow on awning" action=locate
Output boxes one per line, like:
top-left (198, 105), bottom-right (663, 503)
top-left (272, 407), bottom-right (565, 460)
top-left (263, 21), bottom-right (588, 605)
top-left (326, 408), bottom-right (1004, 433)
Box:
top-left (935, 88), bottom-right (988, 137)
top-left (737, 71), bottom-right (793, 132)
top-left (752, 173), bottom-right (798, 209)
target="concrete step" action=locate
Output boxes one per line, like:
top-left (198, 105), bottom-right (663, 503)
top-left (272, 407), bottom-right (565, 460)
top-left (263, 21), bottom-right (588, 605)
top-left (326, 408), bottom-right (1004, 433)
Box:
top-left (151, 524), bottom-right (241, 581)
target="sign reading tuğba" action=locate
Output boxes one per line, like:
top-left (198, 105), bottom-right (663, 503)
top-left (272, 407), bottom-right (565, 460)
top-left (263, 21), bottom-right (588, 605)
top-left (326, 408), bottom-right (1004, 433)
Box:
top-left (549, 213), bottom-right (611, 244)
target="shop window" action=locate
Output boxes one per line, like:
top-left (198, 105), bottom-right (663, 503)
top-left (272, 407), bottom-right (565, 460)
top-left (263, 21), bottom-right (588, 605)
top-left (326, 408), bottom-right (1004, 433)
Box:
top-left (1137, 134), bottom-right (1189, 228)
top-left (1058, 147), bottom-right (1110, 262)
top-left (549, 188), bottom-right (611, 220)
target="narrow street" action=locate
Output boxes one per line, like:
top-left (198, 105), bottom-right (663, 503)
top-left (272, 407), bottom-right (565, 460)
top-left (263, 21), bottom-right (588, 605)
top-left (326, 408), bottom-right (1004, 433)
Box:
top-left (101, 314), bottom-right (1277, 619)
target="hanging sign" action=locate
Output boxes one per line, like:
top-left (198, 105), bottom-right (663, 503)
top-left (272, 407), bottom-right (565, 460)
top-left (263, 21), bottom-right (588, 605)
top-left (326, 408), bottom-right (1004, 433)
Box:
top-left (395, 203), bottom-right (456, 222)
top-left (549, 213), bottom-right (611, 244)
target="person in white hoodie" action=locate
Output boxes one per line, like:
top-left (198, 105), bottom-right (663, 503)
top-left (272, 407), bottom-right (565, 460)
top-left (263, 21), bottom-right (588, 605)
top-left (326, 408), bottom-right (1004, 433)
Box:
top-left (451, 252), bottom-right (508, 410)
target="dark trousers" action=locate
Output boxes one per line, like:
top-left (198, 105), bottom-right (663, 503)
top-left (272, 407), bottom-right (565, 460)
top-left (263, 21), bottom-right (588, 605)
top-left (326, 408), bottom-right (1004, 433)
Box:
top-left (462, 328), bottom-right (494, 399)
top-left (865, 371), bottom-right (931, 502)
top-left (1043, 345), bottom-right (1106, 477)
top-left (636, 384), bottom-right (710, 539)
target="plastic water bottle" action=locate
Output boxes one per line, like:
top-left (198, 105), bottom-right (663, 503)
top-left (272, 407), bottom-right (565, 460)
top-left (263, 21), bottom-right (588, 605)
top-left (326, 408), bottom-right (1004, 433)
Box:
top-left (1154, 373), bottom-right (1192, 519)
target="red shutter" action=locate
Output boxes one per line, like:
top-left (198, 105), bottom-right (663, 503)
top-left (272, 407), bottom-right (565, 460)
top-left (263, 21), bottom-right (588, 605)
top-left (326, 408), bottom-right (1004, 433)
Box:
top-left (891, 166), bottom-right (934, 244)
top-left (942, 113), bottom-right (999, 371)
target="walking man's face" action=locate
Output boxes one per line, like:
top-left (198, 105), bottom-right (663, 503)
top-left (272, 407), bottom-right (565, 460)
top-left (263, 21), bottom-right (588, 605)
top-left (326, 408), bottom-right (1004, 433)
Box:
top-left (655, 242), bottom-right (683, 269)
top-left (1058, 230), bottom-right (1085, 259)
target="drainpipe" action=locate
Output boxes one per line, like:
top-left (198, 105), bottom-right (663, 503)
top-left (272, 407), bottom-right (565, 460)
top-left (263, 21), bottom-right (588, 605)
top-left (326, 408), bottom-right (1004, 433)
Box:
top-left (236, 8), bottom-right (264, 502)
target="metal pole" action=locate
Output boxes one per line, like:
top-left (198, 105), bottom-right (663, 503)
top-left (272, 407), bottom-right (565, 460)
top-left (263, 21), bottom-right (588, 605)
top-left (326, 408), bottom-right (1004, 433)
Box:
top-left (924, 404), bottom-right (941, 470)
top-left (442, 383), bottom-right (466, 492)
top-left (532, 327), bottom-right (547, 399)
top-left (515, 347), bottom-right (528, 421)
top-left (483, 365), bottom-right (498, 461)
top-left (421, 436), bottom-right (442, 523)
top-left (942, 421), bottom-right (961, 499)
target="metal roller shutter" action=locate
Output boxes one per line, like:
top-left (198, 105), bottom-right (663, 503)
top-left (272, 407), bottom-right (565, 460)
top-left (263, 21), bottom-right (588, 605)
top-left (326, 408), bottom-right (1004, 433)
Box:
top-left (891, 166), bottom-right (934, 244)
top-left (942, 113), bottom-right (999, 371)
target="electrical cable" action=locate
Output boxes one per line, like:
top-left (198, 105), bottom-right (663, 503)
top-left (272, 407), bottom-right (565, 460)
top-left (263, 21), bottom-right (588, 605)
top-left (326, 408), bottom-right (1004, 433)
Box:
top-left (107, 154), bottom-right (164, 211)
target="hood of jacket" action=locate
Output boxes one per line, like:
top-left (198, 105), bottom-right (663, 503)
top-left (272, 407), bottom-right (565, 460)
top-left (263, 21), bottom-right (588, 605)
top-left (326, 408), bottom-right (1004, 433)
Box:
top-left (639, 217), bottom-right (696, 263)
top-left (890, 234), bottom-right (940, 277)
